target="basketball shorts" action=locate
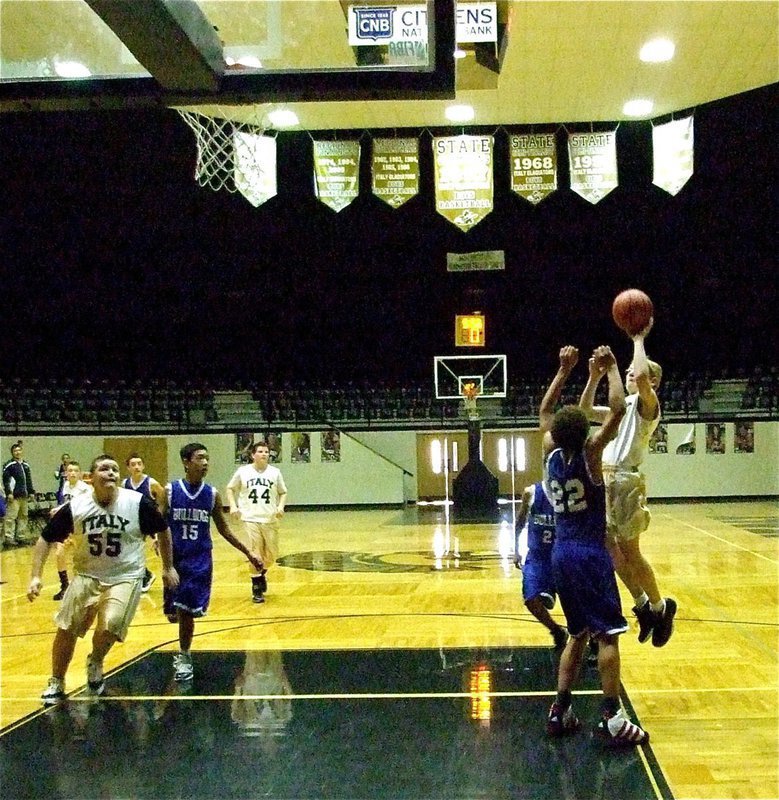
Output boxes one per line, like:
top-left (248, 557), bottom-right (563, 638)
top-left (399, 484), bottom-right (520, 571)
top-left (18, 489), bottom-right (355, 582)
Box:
top-left (55, 574), bottom-right (143, 642)
top-left (604, 470), bottom-right (651, 542)
top-left (164, 560), bottom-right (212, 618)
top-left (521, 549), bottom-right (556, 605)
top-left (243, 521), bottom-right (279, 570)
top-left (551, 539), bottom-right (628, 638)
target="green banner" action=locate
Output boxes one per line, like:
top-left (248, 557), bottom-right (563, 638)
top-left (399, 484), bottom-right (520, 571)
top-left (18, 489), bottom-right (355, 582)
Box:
top-left (313, 140), bottom-right (360, 212)
top-left (433, 135), bottom-right (494, 231)
top-left (509, 133), bottom-right (557, 205)
top-left (372, 138), bottom-right (419, 208)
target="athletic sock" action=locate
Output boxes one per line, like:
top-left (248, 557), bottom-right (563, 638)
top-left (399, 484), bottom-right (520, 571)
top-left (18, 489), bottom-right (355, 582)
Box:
top-left (633, 591), bottom-right (649, 608)
top-left (650, 599), bottom-right (666, 614)
top-left (58, 570), bottom-right (69, 588)
top-left (602, 696), bottom-right (620, 716)
top-left (555, 689), bottom-right (572, 710)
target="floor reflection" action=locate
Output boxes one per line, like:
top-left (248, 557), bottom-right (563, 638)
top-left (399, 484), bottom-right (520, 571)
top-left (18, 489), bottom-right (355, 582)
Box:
top-left (0, 648), bottom-right (672, 800)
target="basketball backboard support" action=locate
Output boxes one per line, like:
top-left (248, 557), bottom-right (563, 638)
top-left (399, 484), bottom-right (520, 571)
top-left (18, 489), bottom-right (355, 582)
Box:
top-left (434, 355), bottom-right (507, 400)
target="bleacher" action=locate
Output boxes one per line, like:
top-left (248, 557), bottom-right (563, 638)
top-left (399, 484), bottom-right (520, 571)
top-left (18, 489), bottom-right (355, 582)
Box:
top-left (0, 367), bottom-right (775, 433)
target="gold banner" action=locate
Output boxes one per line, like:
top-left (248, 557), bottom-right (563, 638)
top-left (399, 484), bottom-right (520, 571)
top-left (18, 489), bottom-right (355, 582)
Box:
top-left (653, 116), bottom-right (694, 196)
top-left (433, 135), bottom-right (494, 231)
top-left (509, 133), bottom-right (557, 204)
top-left (567, 130), bottom-right (618, 204)
top-left (372, 138), bottom-right (419, 208)
top-left (233, 131), bottom-right (277, 208)
top-left (313, 140), bottom-right (360, 212)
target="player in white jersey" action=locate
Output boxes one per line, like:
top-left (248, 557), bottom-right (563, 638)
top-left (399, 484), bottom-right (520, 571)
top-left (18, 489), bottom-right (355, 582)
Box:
top-left (579, 319), bottom-right (677, 648)
top-left (27, 454), bottom-right (178, 705)
top-left (50, 460), bottom-right (92, 601)
top-left (226, 442), bottom-right (287, 604)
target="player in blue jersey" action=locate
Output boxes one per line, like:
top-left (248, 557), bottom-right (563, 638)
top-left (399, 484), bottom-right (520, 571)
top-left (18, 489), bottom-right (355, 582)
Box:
top-left (164, 443), bottom-right (263, 681)
top-left (540, 345), bottom-right (649, 747)
top-left (123, 453), bottom-right (166, 592)
top-left (515, 482), bottom-right (568, 650)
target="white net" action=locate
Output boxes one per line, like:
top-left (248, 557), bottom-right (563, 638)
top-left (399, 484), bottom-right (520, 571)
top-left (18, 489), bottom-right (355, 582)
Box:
top-left (176, 109), bottom-right (278, 206)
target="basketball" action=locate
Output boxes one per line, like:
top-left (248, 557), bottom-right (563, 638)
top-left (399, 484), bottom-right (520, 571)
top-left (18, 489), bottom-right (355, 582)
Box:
top-left (612, 289), bottom-right (654, 336)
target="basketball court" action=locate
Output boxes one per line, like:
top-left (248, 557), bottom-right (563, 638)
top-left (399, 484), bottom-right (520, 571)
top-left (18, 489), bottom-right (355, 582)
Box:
top-left (1, 500), bottom-right (777, 799)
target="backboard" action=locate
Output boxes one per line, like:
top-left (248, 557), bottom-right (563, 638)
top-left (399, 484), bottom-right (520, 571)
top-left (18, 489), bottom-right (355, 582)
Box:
top-left (434, 355), bottom-right (507, 400)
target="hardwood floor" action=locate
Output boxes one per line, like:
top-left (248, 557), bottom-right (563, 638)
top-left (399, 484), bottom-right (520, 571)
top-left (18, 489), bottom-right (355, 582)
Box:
top-left (1, 500), bottom-right (777, 799)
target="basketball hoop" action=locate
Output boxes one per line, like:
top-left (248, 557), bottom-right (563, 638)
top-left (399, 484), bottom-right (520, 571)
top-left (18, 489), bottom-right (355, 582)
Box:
top-left (462, 382), bottom-right (480, 419)
top-left (176, 106), bottom-right (278, 207)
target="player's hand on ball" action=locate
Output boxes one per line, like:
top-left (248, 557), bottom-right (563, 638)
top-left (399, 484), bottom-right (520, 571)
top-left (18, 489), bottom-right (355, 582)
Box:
top-left (633, 316), bottom-right (654, 339)
top-left (27, 577), bottom-right (42, 602)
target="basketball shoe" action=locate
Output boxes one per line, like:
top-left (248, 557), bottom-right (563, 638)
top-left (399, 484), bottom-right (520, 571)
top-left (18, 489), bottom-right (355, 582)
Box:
top-left (173, 652), bottom-right (194, 682)
top-left (652, 598), bottom-right (678, 647)
top-left (594, 708), bottom-right (649, 746)
top-left (41, 677), bottom-right (66, 706)
top-left (86, 654), bottom-right (105, 696)
top-left (547, 703), bottom-right (581, 737)
top-left (633, 601), bottom-right (655, 644)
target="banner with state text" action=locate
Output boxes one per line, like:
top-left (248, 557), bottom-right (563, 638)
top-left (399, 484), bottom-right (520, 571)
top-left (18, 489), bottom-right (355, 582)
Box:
top-left (433, 134), bottom-right (494, 231)
top-left (568, 130), bottom-right (618, 204)
top-left (509, 132), bottom-right (557, 204)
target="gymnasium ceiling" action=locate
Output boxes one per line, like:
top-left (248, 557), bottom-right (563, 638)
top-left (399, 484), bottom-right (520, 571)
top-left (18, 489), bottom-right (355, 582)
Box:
top-left (0, 0), bottom-right (776, 127)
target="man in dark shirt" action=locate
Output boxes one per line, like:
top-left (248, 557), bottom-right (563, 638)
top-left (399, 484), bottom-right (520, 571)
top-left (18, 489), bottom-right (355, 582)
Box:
top-left (3, 441), bottom-right (34, 545)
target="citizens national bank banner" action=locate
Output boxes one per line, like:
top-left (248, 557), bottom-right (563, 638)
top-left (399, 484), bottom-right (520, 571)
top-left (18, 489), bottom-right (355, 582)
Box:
top-left (433, 135), bottom-right (494, 231)
top-left (567, 130), bottom-right (618, 204)
top-left (313, 140), bottom-right (360, 212)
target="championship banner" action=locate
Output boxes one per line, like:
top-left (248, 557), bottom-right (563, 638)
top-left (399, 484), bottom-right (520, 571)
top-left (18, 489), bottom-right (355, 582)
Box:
top-left (233, 132), bottom-right (277, 208)
top-left (313, 140), bottom-right (360, 212)
top-left (433, 135), bottom-right (494, 232)
top-left (509, 133), bottom-right (557, 204)
top-left (372, 138), bottom-right (419, 208)
top-left (567, 130), bottom-right (618, 204)
top-left (653, 116), bottom-right (694, 196)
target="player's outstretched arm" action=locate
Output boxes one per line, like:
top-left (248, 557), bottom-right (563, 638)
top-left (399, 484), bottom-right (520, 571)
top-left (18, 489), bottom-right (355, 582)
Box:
top-left (27, 537), bottom-right (53, 601)
top-left (539, 346), bottom-right (578, 432)
top-left (587, 347), bottom-right (627, 468)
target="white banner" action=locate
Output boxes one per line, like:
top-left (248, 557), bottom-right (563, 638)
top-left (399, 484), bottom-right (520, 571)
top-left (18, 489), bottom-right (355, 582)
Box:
top-left (567, 130), bottom-right (618, 204)
top-left (433, 135), bottom-right (494, 231)
top-left (233, 132), bottom-right (277, 208)
top-left (348, 3), bottom-right (497, 45)
top-left (653, 116), bottom-right (694, 196)
top-left (509, 133), bottom-right (557, 204)
top-left (313, 140), bottom-right (360, 213)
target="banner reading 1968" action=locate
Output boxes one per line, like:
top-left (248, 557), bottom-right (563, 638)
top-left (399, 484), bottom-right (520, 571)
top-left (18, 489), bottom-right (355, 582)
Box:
top-left (509, 133), bottom-right (557, 204)
top-left (567, 130), bottom-right (618, 204)
top-left (433, 135), bottom-right (493, 232)
top-left (313, 140), bottom-right (361, 212)
top-left (372, 138), bottom-right (419, 208)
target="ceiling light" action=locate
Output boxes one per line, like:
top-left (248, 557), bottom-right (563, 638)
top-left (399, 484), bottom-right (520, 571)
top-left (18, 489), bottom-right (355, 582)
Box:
top-left (267, 109), bottom-right (299, 128)
top-left (623, 98), bottom-right (654, 117)
top-left (233, 55), bottom-right (263, 69)
top-left (640, 38), bottom-right (675, 63)
top-left (53, 61), bottom-right (91, 78)
top-left (454, 48), bottom-right (467, 59)
top-left (445, 104), bottom-right (475, 122)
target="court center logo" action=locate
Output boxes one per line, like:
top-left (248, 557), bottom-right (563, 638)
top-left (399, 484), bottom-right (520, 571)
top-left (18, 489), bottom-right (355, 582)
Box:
top-left (353, 7), bottom-right (394, 42)
top-left (278, 549), bottom-right (501, 573)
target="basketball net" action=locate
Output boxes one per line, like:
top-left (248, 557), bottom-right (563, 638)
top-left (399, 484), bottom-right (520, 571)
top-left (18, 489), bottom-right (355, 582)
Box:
top-left (176, 106), bottom-right (278, 207)
top-left (461, 382), bottom-right (480, 419)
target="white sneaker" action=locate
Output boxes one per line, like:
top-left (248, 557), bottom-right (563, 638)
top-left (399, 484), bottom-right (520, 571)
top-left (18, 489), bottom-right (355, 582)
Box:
top-left (86, 654), bottom-right (105, 696)
top-left (42, 677), bottom-right (66, 705)
top-left (173, 652), bottom-right (193, 682)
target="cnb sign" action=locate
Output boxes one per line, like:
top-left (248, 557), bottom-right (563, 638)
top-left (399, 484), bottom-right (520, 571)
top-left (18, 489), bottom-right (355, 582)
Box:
top-left (348, 3), bottom-right (497, 46)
